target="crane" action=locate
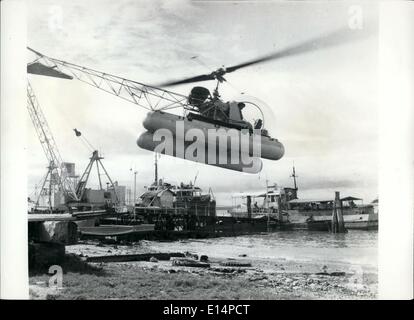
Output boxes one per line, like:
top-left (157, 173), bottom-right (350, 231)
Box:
top-left (28, 79), bottom-right (120, 209)
top-left (75, 150), bottom-right (119, 204)
top-left (27, 47), bottom-right (191, 113)
top-left (27, 81), bottom-right (80, 208)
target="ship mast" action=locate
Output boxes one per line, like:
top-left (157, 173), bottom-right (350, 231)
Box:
top-left (291, 163), bottom-right (298, 191)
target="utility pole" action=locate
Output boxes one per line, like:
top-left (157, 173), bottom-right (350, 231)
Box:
top-left (265, 179), bottom-right (270, 229)
top-left (154, 153), bottom-right (158, 186)
top-left (133, 171), bottom-right (138, 205)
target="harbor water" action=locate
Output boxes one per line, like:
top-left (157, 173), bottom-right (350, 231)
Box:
top-left (146, 230), bottom-right (378, 269)
top-left (43, 229), bottom-right (378, 299)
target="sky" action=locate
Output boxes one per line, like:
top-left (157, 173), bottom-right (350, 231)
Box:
top-left (27, 0), bottom-right (379, 205)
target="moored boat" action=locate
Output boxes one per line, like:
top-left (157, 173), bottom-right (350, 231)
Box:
top-left (287, 197), bottom-right (378, 230)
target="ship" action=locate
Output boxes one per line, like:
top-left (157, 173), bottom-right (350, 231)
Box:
top-left (284, 164), bottom-right (377, 231)
top-left (132, 179), bottom-right (216, 231)
top-left (224, 183), bottom-right (293, 231)
top-left (128, 154), bottom-right (279, 236)
top-left (287, 197), bottom-right (378, 230)
top-left (223, 165), bottom-right (378, 231)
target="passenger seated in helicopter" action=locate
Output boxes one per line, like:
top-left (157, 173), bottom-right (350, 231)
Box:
top-left (188, 86), bottom-right (254, 130)
top-left (254, 119), bottom-right (263, 130)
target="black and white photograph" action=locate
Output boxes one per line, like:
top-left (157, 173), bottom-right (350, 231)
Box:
top-left (0, 0), bottom-right (413, 303)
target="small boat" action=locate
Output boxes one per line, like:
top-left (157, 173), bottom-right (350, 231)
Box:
top-left (287, 197), bottom-right (378, 231)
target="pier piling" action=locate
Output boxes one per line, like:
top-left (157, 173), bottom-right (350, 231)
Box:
top-left (331, 191), bottom-right (347, 233)
top-left (247, 195), bottom-right (252, 219)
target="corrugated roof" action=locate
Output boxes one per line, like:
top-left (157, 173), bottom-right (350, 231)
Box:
top-left (232, 190), bottom-right (280, 198)
top-left (289, 196), bottom-right (362, 204)
top-left (289, 198), bottom-right (333, 204)
top-left (341, 196), bottom-right (362, 201)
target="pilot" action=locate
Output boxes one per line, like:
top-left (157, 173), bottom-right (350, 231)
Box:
top-left (213, 100), bottom-right (230, 122)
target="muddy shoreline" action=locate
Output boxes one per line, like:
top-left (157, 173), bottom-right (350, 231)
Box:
top-left (29, 239), bottom-right (377, 300)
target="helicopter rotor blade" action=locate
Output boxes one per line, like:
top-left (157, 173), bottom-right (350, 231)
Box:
top-left (160, 26), bottom-right (372, 86)
top-left (160, 74), bottom-right (215, 87)
top-left (226, 27), bottom-right (369, 73)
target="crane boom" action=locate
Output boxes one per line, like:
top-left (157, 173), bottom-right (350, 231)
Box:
top-left (27, 81), bottom-right (79, 201)
top-left (27, 47), bottom-right (191, 112)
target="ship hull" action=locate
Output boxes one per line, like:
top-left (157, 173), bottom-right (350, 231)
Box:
top-left (288, 209), bottom-right (378, 231)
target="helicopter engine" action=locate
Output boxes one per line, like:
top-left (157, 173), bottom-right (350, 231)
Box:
top-left (188, 86), bottom-right (210, 107)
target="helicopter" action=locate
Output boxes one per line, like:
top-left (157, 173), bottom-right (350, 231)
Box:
top-left (137, 59), bottom-right (287, 173)
top-left (137, 24), bottom-right (373, 172)
top-left (26, 47), bottom-right (286, 173)
top-left (27, 26), bottom-right (366, 173)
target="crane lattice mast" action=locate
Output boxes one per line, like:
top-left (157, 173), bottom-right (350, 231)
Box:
top-left (27, 81), bottom-right (79, 202)
top-left (27, 47), bottom-right (191, 113)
